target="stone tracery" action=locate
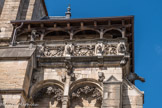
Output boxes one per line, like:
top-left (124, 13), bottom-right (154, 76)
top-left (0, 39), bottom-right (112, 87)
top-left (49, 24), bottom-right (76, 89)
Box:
top-left (32, 86), bottom-right (63, 102)
top-left (71, 85), bottom-right (102, 101)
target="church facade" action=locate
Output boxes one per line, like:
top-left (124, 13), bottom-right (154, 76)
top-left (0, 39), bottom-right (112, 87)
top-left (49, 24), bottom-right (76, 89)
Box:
top-left (0, 0), bottom-right (144, 108)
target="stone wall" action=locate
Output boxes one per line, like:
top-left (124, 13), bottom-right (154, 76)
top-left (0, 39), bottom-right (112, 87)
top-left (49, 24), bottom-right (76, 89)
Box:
top-left (0, 0), bottom-right (47, 43)
top-left (0, 94), bottom-right (21, 108)
top-left (0, 60), bottom-right (28, 89)
top-left (33, 97), bottom-right (61, 108)
top-left (123, 80), bottom-right (144, 108)
top-left (0, 0), bottom-right (21, 39)
top-left (42, 67), bottom-right (122, 82)
top-left (74, 67), bottom-right (122, 81)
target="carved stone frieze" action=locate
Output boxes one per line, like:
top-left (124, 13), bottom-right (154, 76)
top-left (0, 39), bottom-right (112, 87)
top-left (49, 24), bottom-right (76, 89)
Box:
top-left (33, 86), bottom-right (63, 102)
top-left (39, 45), bottom-right (64, 57)
top-left (74, 45), bottom-right (95, 56)
top-left (71, 86), bottom-right (102, 101)
top-left (38, 41), bottom-right (126, 57)
top-left (103, 44), bottom-right (118, 55)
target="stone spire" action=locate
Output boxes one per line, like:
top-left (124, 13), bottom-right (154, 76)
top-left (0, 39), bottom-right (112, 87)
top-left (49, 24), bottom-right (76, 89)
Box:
top-left (65, 4), bottom-right (71, 19)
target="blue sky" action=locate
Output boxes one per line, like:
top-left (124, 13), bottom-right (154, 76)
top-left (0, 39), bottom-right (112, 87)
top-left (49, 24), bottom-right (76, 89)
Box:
top-left (45, 0), bottom-right (162, 107)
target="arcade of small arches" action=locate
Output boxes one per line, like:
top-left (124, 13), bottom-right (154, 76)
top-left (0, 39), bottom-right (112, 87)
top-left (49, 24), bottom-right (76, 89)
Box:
top-left (16, 28), bottom-right (124, 42)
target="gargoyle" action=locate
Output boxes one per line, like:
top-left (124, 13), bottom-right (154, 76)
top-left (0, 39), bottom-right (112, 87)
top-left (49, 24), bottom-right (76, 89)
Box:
top-left (127, 73), bottom-right (145, 82)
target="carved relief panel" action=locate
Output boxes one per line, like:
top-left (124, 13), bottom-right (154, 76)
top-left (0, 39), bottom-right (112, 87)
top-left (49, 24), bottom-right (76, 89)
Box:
top-left (38, 41), bottom-right (126, 57)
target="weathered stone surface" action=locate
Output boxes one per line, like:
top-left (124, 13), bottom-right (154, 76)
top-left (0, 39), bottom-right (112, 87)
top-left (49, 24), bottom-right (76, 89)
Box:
top-left (0, 94), bottom-right (21, 108)
top-left (0, 60), bottom-right (28, 89)
top-left (0, 0), bottom-right (46, 40)
top-left (122, 80), bottom-right (144, 108)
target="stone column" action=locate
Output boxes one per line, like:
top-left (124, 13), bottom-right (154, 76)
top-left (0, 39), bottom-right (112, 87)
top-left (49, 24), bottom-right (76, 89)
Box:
top-left (102, 76), bottom-right (122, 108)
top-left (62, 76), bottom-right (70, 108)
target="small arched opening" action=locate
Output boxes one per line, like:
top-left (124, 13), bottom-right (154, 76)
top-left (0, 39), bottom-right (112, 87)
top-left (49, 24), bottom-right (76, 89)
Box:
top-left (44, 31), bottom-right (70, 41)
top-left (16, 32), bottom-right (31, 42)
top-left (29, 80), bottom-right (64, 108)
top-left (103, 29), bottom-right (122, 39)
top-left (73, 30), bottom-right (100, 40)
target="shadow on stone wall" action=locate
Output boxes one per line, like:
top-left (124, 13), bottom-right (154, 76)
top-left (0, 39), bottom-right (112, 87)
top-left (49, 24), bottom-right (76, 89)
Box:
top-left (0, 0), bottom-right (5, 16)
top-left (0, 95), bottom-right (5, 108)
top-left (70, 93), bottom-right (101, 108)
top-left (19, 0), bottom-right (30, 20)
top-left (33, 97), bottom-right (61, 108)
top-left (123, 83), bottom-right (132, 108)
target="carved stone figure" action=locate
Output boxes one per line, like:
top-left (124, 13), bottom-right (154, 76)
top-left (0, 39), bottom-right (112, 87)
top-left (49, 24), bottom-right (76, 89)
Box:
top-left (65, 43), bottom-right (74, 56)
top-left (96, 43), bottom-right (104, 56)
top-left (71, 73), bottom-right (75, 81)
top-left (98, 72), bottom-right (105, 82)
top-left (44, 47), bottom-right (51, 57)
top-left (65, 61), bottom-right (73, 75)
top-left (120, 58), bottom-right (127, 65)
top-left (39, 44), bottom-right (45, 56)
top-left (118, 43), bottom-right (126, 53)
top-left (30, 30), bottom-right (39, 42)
top-left (61, 75), bottom-right (66, 82)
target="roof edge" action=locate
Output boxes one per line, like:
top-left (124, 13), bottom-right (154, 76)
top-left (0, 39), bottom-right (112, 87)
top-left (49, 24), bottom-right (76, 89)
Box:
top-left (42, 0), bottom-right (48, 16)
top-left (11, 15), bottom-right (134, 24)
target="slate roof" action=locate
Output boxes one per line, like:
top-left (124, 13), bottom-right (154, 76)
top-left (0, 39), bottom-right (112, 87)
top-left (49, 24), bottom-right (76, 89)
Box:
top-left (0, 47), bottom-right (35, 58)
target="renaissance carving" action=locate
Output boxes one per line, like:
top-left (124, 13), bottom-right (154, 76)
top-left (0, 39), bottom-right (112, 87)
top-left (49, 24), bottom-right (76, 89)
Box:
top-left (39, 45), bottom-right (64, 57)
top-left (64, 43), bottom-right (74, 56)
top-left (118, 43), bottom-right (126, 53)
top-left (29, 30), bottom-right (39, 42)
top-left (65, 61), bottom-right (73, 75)
top-left (38, 42), bottom-right (126, 57)
top-left (96, 43), bottom-right (104, 56)
top-left (33, 86), bottom-right (63, 102)
top-left (74, 45), bottom-right (95, 56)
top-left (98, 72), bottom-right (105, 82)
top-left (71, 86), bottom-right (102, 101)
top-left (103, 44), bottom-right (118, 55)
